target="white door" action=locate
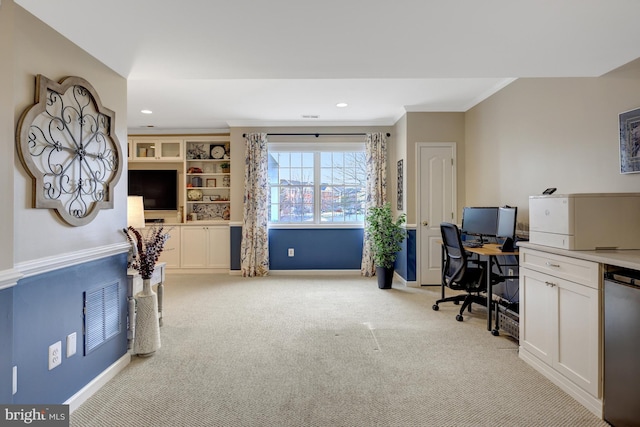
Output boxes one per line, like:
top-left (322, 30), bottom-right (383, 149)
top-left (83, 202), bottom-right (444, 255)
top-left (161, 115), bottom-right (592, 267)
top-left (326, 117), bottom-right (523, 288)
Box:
top-left (417, 143), bottom-right (456, 285)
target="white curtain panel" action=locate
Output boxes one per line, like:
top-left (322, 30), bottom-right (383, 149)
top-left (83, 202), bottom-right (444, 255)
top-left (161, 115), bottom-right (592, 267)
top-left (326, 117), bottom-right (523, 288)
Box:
top-left (240, 133), bottom-right (270, 277)
top-left (361, 132), bottom-right (387, 276)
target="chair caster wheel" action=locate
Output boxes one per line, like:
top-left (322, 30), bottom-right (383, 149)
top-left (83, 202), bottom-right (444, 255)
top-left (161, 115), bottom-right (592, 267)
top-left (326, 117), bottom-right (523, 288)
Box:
top-left (432, 304), bottom-right (439, 311)
top-left (456, 314), bottom-right (464, 322)
top-left (491, 329), bottom-right (500, 336)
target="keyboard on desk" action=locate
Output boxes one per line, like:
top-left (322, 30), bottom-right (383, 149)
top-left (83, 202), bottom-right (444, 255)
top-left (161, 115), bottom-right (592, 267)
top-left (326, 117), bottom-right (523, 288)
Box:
top-left (462, 241), bottom-right (484, 248)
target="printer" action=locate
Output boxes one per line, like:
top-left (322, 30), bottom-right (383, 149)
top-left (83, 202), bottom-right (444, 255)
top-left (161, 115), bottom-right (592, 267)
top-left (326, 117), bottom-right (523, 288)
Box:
top-left (529, 193), bottom-right (640, 250)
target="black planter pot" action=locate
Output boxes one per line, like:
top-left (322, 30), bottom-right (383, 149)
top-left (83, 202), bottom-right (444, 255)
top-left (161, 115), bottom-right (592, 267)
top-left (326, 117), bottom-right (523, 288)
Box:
top-left (376, 266), bottom-right (394, 289)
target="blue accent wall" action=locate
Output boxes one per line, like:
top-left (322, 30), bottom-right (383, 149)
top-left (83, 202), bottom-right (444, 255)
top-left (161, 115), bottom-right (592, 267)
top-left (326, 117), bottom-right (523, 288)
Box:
top-left (230, 225), bottom-right (242, 271)
top-left (0, 287), bottom-right (13, 403)
top-left (269, 228), bottom-right (363, 270)
top-left (10, 254), bottom-right (128, 404)
top-left (233, 226), bottom-right (417, 278)
top-left (394, 228), bottom-right (416, 282)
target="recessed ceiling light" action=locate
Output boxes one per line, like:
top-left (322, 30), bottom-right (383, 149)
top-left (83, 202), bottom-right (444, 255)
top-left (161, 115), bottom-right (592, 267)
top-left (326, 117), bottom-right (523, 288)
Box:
top-left (336, 102), bottom-right (348, 108)
top-left (141, 109), bottom-right (153, 114)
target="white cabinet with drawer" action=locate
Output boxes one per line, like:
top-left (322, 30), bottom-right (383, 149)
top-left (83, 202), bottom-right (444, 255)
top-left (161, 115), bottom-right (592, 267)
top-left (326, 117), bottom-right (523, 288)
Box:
top-left (519, 247), bottom-right (603, 417)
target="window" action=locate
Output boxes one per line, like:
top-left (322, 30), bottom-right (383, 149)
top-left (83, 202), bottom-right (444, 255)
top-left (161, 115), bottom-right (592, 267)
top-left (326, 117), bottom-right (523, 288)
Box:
top-left (268, 143), bottom-right (366, 224)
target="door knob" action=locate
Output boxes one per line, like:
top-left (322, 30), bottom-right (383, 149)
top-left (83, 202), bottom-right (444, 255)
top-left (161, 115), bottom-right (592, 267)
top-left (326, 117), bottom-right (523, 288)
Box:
top-left (422, 221), bottom-right (428, 226)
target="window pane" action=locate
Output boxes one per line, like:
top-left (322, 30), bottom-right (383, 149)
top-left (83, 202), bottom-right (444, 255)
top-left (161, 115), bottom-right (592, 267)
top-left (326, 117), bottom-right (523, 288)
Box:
top-left (290, 153), bottom-right (302, 167)
top-left (268, 148), bottom-right (365, 224)
top-left (302, 152), bottom-right (314, 167)
top-left (278, 153), bottom-right (290, 167)
top-left (320, 152), bottom-right (332, 167)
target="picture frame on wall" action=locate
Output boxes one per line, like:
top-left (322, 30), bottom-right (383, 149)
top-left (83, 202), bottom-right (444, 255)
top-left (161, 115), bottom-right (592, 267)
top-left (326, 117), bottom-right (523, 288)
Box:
top-left (619, 107), bottom-right (640, 173)
top-left (397, 159), bottom-right (404, 210)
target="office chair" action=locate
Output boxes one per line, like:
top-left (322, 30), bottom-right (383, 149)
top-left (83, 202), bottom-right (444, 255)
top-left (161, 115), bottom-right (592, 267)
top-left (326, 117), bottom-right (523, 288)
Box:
top-left (432, 222), bottom-right (490, 322)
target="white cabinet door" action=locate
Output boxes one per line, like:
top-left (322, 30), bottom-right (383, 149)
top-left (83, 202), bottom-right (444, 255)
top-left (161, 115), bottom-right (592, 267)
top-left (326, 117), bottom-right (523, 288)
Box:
top-left (520, 267), bottom-right (555, 365)
top-left (207, 226), bottom-right (230, 269)
top-left (181, 226), bottom-right (209, 268)
top-left (555, 277), bottom-right (600, 397)
top-left (158, 226), bottom-right (181, 268)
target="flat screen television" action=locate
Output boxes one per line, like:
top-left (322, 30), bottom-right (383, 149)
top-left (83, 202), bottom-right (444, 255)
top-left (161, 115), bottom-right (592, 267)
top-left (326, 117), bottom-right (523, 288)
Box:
top-left (128, 169), bottom-right (178, 211)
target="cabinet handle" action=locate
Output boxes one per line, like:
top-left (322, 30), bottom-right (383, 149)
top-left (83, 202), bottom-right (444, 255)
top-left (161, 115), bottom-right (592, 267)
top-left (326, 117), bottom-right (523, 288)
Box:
top-left (544, 281), bottom-right (557, 287)
top-left (545, 262), bottom-right (560, 268)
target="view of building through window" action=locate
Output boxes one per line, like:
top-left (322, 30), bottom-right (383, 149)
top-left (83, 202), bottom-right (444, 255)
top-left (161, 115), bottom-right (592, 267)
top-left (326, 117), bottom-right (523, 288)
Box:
top-left (268, 149), bottom-right (366, 223)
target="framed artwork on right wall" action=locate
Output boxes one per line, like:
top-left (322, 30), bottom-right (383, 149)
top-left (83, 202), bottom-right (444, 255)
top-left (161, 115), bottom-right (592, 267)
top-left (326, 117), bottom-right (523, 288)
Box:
top-left (397, 159), bottom-right (404, 210)
top-left (619, 107), bottom-right (640, 173)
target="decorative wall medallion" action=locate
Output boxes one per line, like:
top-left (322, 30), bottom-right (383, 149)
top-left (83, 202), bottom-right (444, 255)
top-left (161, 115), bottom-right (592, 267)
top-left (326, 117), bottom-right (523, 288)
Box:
top-left (16, 75), bottom-right (123, 226)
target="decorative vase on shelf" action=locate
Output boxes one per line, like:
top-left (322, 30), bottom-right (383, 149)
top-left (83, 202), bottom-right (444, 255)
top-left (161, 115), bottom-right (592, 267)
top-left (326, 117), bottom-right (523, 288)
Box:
top-left (133, 278), bottom-right (161, 356)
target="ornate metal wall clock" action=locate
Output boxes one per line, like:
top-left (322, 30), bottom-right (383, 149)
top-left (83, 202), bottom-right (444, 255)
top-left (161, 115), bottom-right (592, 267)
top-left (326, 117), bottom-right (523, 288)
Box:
top-left (16, 75), bottom-right (123, 226)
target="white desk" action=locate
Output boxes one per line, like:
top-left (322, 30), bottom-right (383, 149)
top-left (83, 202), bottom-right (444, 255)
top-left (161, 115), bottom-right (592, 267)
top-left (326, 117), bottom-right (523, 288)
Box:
top-left (126, 262), bottom-right (166, 350)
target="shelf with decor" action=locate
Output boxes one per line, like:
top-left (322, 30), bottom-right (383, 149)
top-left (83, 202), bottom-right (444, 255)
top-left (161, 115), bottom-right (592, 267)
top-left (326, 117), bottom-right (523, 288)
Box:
top-left (184, 137), bottom-right (231, 222)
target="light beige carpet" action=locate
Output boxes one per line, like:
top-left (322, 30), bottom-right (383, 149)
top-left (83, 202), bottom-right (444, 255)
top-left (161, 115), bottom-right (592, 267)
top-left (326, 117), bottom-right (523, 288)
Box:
top-left (70, 274), bottom-right (609, 427)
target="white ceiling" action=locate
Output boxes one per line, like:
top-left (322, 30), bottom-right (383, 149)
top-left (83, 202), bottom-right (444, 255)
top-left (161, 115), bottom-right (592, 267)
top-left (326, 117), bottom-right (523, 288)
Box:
top-left (15, 0), bottom-right (640, 131)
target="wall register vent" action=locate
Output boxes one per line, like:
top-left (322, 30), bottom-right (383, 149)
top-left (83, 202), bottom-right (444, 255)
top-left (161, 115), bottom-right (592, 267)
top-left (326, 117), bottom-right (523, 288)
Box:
top-left (84, 281), bottom-right (120, 354)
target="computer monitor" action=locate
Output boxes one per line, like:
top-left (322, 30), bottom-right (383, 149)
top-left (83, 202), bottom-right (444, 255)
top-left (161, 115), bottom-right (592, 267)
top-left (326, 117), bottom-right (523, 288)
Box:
top-left (497, 206), bottom-right (518, 251)
top-left (461, 207), bottom-right (499, 238)
top-left (497, 206), bottom-right (518, 240)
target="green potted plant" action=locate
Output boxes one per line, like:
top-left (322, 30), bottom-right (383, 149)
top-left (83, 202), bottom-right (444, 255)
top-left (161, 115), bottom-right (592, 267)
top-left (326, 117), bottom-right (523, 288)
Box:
top-left (365, 202), bottom-right (407, 289)
top-left (220, 162), bottom-right (230, 173)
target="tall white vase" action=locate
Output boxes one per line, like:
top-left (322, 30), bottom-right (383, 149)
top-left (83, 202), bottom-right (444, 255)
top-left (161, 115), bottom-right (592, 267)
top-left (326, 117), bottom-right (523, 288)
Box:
top-left (133, 279), bottom-right (161, 356)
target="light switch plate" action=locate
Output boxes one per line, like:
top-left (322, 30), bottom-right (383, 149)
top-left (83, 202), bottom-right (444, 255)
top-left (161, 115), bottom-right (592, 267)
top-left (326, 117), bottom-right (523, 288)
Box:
top-left (67, 332), bottom-right (77, 358)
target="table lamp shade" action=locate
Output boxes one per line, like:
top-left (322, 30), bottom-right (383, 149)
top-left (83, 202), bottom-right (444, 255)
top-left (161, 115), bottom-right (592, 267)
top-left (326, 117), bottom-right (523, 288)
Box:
top-left (127, 196), bottom-right (145, 229)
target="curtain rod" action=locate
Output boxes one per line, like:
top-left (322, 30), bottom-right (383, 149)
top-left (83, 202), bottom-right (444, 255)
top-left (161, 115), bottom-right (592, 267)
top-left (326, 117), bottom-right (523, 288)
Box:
top-left (242, 132), bottom-right (391, 138)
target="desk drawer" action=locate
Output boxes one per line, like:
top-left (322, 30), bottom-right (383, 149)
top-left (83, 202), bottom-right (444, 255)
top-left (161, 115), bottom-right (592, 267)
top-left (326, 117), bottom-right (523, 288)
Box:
top-left (520, 248), bottom-right (600, 289)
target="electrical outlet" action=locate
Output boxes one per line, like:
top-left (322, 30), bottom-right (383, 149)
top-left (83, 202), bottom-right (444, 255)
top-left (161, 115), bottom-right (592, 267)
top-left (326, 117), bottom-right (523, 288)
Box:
top-left (49, 341), bottom-right (62, 370)
top-left (288, 248), bottom-right (294, 257)
top-left (67, 332), bottom-right (77, 358)
top-left (508, 268), bottom-right (514, 276)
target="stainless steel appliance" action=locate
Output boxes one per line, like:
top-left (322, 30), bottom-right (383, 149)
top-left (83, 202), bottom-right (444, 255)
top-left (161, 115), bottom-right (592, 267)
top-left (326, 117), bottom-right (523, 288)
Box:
top-left (604, 271), bottom-right (640, 426)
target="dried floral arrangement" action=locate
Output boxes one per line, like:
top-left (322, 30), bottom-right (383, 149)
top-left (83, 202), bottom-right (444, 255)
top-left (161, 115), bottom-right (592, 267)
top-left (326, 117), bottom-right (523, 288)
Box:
top-left (123, 226), bottom-right (171, 279)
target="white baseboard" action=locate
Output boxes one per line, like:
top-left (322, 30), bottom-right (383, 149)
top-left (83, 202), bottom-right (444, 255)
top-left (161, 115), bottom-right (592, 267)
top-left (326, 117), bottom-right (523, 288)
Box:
top-left (269, 269), bottom-right (361, 276)
top-left (393, 271), bottom-right (417, 287)
top-left (519, 347), bottom-right (602, 419)
top-left (65, 353), bottom-right (131, 413)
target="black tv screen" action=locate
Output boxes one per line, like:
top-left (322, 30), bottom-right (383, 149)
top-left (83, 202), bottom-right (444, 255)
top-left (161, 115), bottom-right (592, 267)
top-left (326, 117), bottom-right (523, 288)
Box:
top-left (128, 169), bottom-right (178, 211)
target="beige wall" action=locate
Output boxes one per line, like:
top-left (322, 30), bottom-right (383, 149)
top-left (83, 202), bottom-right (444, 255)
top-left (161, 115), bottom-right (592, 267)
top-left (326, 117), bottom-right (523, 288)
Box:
top-left (465, 73), bottom-right (640, 229)
top-left (10, 3), bottom-right (128, 263)
top-left (402, 112), bottom-right (465, 224)
top-left (0, 1), bottom-right (15, 271)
